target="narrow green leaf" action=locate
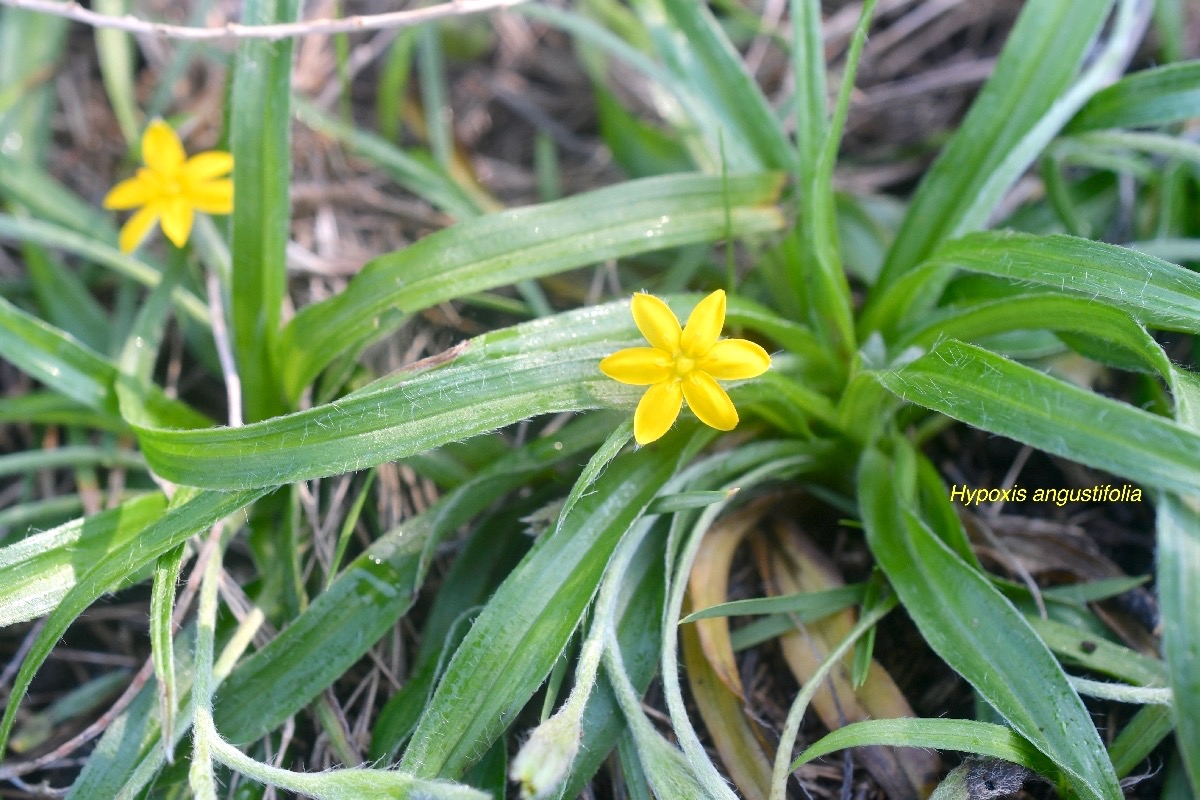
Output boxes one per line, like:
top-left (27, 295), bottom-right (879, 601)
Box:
top-left (0, 496), bottom-right (86, 542)
top-left (0, 487), bottom-right (268, 762)
top-left (67, 626), bottom-right (199, 798)
top-left (0, 156), bottom-right (116, 241)
top-left (399, 429), bottom-right (701, 779)
top-left (132, 297), bottom-right (782, 489)
top-left (1152, 0), bottom-right (1186, 62)
top-left (558, 524), bottom-right (669, 798)
top-left (0, 445), bottom-right (143, 477)
top-left (11, 670), bottom-right (129, 753)
top-left (653, 0), bottom-right (796, 171)
top-left (417, 23), bottom-right (451, 169)
top-left (369, 502), bottom-right (535, 761)
top-left (0, 292), bottom-right (120, 412)
top-left (1158, 371), bottom-right (1200, 795)
top-left (728, 614), bottom-right (801, 651)
top-left (0, 214), bottom-right (209, 326)
top-left (229, 0), bottom-right (300, 421)
top-left (276, 172), bottom-right (784, 399)
top-left (0, 391), bottom-right (125, 432)
top-left (894, 293), bottom-right (1172, 378)
top-left (1109, 705), bottom-right (1174, 778)
top-left (593, 84), bottom-right (693, 178)
top-left (0, 494), bottom-right (166, 626)
top-left (325, 470), bottom-right (376, 587)
top-left (860, 446), bottom-right (1122, 800)
top-left (1026, 615), bottom-right (1167, 687)
top-left (150, 543), bottom-right (186, 761)
top-left (647, 490), bottom-right (731, 514)
top-left (681, 584), bottom-right (864, 624)
top-left (878, 340), bottom-right (1200, 497)
top-left (915, 453), bottom-right (979, 566)
top-left (550, 418), bottom-right (632, 539)
top-left (875, 0), bottom-right (1115, 285)
top-left (136, 344), bottom-right (633, 489)
top-left (0, 8), bottom-right (66, 157)
top-left (790, 0), bottom-right (826, 186)
top-left (1040, 575), bottom-right (1151, 605)
top-left (215, 416), bottom-right (613, 744)
top-left (873, 231), bottom-right (1200, 338)
top-left (793, 718), bottom-right (1057, 779)
top-left (1068, 62), bottom-right (1200, 132)
top-left (22, 244), bottom-right (110, 353)
top-left (792, 0), bottom-right (874, 360)
top-left (375, 27), bottom-right (417, 144)
top-left (92, 0), bottom-right (139, 145)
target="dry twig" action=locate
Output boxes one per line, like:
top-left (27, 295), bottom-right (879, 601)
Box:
top-left (0, 0), bottom-right (529, 41)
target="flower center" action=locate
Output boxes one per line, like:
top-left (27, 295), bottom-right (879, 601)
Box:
top-left (673, 354), bottom-right (696, 378)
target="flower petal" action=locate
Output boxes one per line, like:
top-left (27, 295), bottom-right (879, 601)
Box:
top-left (682, 371), bottom-right (738, 431)
top-left (159, 196), bottom-right (194, 248)
top-left (631, 293), bottom-right (681, 353)
top-left (600, 347), bottom-right (674, 385)
top-left (103, 173), bottom-right (157, 209)
top-left (680, 289), bottom-right (725, 357)
top-left (118, 205), bottom-right (160, 253)
top-left (188, 179), bottom-right (234, 214)
top-left (142, 120), bottom-right (186, 175)
top-left (182, 151), bottom-right (234, 181)
top-left (633, 381), bottom-right (683, 445)
top-left (697, 339), bottom-right (771, 380)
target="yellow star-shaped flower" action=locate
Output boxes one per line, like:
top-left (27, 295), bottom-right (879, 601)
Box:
top-left (600, 290), bottom-right (771, 445)
top-left (103, 120), bottom-right (233, 253)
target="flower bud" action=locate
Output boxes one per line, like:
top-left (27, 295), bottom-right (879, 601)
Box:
top-left (509, 709), bottom-right (582, 799)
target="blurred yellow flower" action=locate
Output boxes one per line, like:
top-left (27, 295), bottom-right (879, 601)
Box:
top-left (600, 290), bottom-right (771, 445)
top-left (103, 120), bottom-right (233, 253)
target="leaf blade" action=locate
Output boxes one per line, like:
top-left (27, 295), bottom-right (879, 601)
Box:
top-left (859, 446), bottom-right (1121, 800)
top-left (878, 340), bottom-right (1200, 497)
top-left (228, 0), bottom-right (301, 421)
top-left (276, 172), bottom-right (784, 399)
top-left (398, 430), bottom-right (701, 779)
top-left (876, 0), bottom-right (1116, 285)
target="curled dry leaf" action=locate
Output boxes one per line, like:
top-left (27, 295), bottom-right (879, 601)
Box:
top-left (685, 497), bottom-right (780, 800)
top-left (755, 516), bottom-right (941, 800)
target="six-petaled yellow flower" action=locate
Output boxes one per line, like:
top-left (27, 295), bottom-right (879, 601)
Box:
top-left (600, 290), bottom-right (771, 445)
top-left (103, 120), bottom-right (233, 253)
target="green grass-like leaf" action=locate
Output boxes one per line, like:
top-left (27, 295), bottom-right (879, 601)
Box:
top-left (1068, 61), bottom-right (1200, 132)
top-left (792, 718), bottom-right (1057, 779)
top-left (875, 0), bottom-right (1115, 285)
top-left (1158, 372), bottom-right (1200, 791)
top-left (872, 231), bottom-right (1200, 337)
top-left (894, 293), bottom-right (1171, 378)
top-left (0, 487), bottom-right (269, 762)
top-left (879, 340), bottom-right (1200, 497)
top-left (680, 583), bottom-right (865, 624)
top-left (215, 415), bottom-right (614, 743)
top-left (228, 0), bottom-right (301, 422)
top-left (399, 427), bottom-right (703, 779)
top-left (131, 296), bottom-right (791, 489)
top-left (0, 494), bottom-right (165, 626)
top-left (859, 446), bottom-right (1122, 800)
top-left (276, 171), bottom-right (784, 399)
